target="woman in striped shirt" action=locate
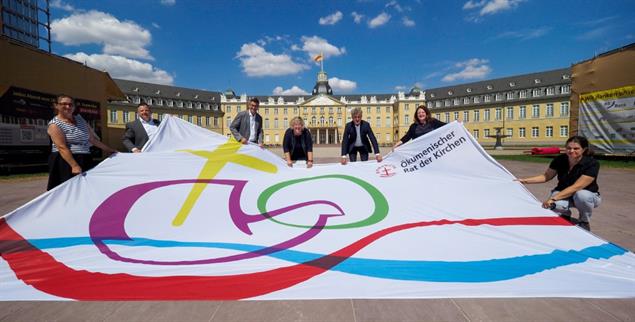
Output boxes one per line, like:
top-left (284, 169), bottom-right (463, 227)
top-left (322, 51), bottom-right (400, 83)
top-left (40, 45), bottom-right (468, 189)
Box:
top-left (47, 94), bottom-right (118, 190)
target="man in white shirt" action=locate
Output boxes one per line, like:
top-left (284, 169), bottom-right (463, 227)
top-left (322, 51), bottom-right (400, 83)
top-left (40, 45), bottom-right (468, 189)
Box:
top-left (341, 107), bottom-right (382, 164)
top-left (229, 98), bottom-right (264, 147)
top-left (122, 103), bottom-right (160, 153)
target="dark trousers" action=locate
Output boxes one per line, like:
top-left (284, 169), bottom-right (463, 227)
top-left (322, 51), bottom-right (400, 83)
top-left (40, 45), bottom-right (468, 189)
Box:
top-left (348, 146), bottom-right (369, 162)
top-left (47, 152), bottom-right (93, 191)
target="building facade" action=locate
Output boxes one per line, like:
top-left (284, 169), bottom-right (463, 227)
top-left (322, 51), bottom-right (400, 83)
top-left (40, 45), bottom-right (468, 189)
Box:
top-left (106, 68), bottom-right (572, 151)
top-left (221, 71), bottom-right (425, 147)
top-left (222, 68), bottom-right (570, 148)
top-left (0, 0), bottom-right (51, 51)
top-left (106, 79), bottom-right (224, 150)
top-left (425, 68), bottom-right (572, 147)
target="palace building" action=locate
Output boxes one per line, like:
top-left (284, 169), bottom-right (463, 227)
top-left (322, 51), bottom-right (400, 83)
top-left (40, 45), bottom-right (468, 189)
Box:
top-left (105, 67), bottom-right (572, 151)
top-left (426, 68), bottom-right (572, 147)
top-left (106, 79), bottom-right (224, 150)
top-left (221, 67), bottom-right (571, 148)
top-left (221, 70), bottom-right (425, 146)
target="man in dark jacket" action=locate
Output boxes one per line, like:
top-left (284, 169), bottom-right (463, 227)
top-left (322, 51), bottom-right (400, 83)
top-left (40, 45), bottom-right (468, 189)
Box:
top-left (122, 103), bottom-right (160, 153)
top-left (341, 107), bottom-right (382, 165)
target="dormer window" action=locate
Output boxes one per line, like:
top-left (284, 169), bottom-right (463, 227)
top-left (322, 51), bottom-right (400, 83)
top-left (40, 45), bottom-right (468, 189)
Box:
top-left (155, 90), bottom-right (161, 95)
top-left (466, 88), bottom-right (472, 93)
top-left (562, 74), bottom-right (570, 80)
top-left (448, 90), bottom-right (454, 96)
top-left (133, 87), bottom-right (139, 92)
top-left (430, 93), bottom-right (435, 98)
top-left (487, 85), bottom-right (493, 90)
top-left (509, 82), bottom-right (516, 87)
top-left (534, 79), bottom-right (541, 84)
top-left (194, 95), bottom-right (199, 99)
top-left (176, 92), bottom-right (181, 97)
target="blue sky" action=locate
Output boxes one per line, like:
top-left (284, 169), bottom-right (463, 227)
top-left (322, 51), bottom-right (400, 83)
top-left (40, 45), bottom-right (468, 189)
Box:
top-left (49, 0), bottom-right (634, 96)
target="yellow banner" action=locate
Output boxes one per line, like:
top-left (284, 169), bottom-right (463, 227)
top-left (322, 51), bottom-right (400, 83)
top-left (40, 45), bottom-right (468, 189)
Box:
top-left (580, 85), bottom-right (635, 102)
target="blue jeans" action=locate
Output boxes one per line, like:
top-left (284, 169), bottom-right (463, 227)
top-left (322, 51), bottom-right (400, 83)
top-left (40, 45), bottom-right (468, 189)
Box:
top-left (550, 190), bottom-right (601, 223)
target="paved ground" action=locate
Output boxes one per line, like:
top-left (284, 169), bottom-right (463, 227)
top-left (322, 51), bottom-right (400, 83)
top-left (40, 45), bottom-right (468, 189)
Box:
top-left (1, 148), bottom-right (634, 321)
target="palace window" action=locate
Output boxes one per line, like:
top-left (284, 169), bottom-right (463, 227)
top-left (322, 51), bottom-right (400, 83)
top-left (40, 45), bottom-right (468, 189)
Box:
top-left (546, 104), bottom-right (554, 117)
top-left (560, 125), bottom-right (569, 137)
top-left (519, 105), bottom-right (526, 119)
top-left (546, 126), bottom-right (553, 137)
top-left (473, 129), bottom-right (479, 139)
top-left (560, 102), bottom-right (569, 116)
top-left (484, 109), bottom-right (490, 121)
top-left (519, 127), bottom-right (526, 138)
top-left (495, 108), bottom-right (502, 120)
top-left (463, 111), bottom-right (469, 122)
top-left (473, 110), bottom-right (480, 122)
top-left (506, 106), bottom-right (513, 120)
top-left (532, 104), bottom-right (540, 118)
top-left (531, 127), bottom-right (539, 138)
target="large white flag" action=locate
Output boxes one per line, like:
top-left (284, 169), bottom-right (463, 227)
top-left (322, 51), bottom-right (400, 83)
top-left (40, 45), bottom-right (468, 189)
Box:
top-left (1, 116), bottom-right (634, 300)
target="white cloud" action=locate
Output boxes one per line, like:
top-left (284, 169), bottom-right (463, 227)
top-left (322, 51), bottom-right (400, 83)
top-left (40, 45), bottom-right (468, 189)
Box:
top-left (394, 85), bottom-right (408, 91)
top-left (576, 26), bottom-right (613, 41)
top-left (463, 0), bottom-right (524, 20)
top-left (368, 12), bottom-right (391, 28)
top-left (493, 27), bottom-right (550, 41)
top-left (51, 10), bottom-right (153, 60)
top-left (402, 16), bottom-right (415, 27)
top-left (319, 11), bottom-right (343, 25)
top-left (442, 58), bottom-right (491, 82)
top-left (351, 12), bottom-right (364, 24)
top-left (273, 86), bottom-right (309, 96)
top-left (64, 52), bottom-right (173, 85)
top-left (236, 43), bottom-right (309, 77)
top-left (480, 0), bottom-right (523, 15)
top-left (152, 22), bottom-right (161, 29)
top-left (50, 0), bottom-right (75, 11)
top-left (160, 0), bottom-right (176, 6)
top-left (386, 0), bottom-right (405, 12)
top-left (328, 77), bottom-right (357, 93)
top-left (462, 0), bottom-right (486, 9)
top-left (298, 36), bottom-right (346, 60)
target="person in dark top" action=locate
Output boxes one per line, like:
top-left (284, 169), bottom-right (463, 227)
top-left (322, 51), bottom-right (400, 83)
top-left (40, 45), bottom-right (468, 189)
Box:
top-left (393, 104), bottom-right (445, 149)
top-left (282, 116), bottom-right (313, 168)
top-left (517, 136), bottom-right (601, 231)
top-left (340, 107), bottom-right (382, 165)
